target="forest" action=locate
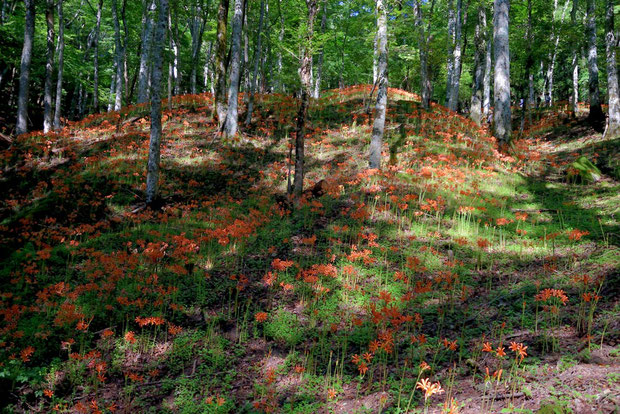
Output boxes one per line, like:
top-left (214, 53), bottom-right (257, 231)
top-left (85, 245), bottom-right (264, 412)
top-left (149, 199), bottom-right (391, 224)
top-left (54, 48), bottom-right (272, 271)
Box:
top-left (0, 0), bottom-right (619, 412)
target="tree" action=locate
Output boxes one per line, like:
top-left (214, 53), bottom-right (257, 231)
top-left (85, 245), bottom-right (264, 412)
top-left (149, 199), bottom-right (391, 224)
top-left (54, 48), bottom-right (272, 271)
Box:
top-left (112, 0), bottom-right (125, 111)
top-left (604, 0), bottom-right (619, 137)
top-left (53, 0), bottom-right (64, 130)
top-left (16, 0), bottom-right (35, 136)
top-left (222, 0), bottom-right (244, 137)
top-left (213, 0), bottom-right (229, 125)
top-left (43, 0), bottom-right (55, 133)
top-left (470, 6), bottom-right (487, 125)
top-left (585, 0), bottom-right (603, 124)
top-left (447, 0), bottom-right (464, 112)
top-left (292, 0), bottom-right (319, 197)
top-left (413, 0), bottom-right (431, 110)
top-left (493, 0), bottom-right (511, 145)
top-left (145, 0), bottom-right (169, 205)
top-left (137, 0), bottom-right (155, 104)
top-left (245, 0), bottom-right (265, 125)
top-left (369, 0), bottom-right (387, 169)
top-left (93, 0), bottom-right (103, 113)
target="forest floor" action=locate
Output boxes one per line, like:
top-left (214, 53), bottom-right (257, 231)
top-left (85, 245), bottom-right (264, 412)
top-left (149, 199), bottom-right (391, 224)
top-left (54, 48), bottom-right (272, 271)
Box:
top-left (0, 87), bottom-right (618, 414)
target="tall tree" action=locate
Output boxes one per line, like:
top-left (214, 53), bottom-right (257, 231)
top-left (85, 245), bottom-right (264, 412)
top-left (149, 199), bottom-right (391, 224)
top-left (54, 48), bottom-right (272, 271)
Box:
top-left (585, 0), bottom-right (603, 124)
top-left (16, 0), bottom-right (35, 135)
top-left (570, 0), bottom-right (579, 117)
top-left (53, 0), bottom-right (64, 130)
top-left (292, 0), bottom-right (319, 197)
top-left (43, 0), bottom-right (55, 133)
top-left (93, 0), bottom-right (102, 113)
top-left (445, 0), bottom-right (456, 105)
top-left (369, 0), bottom-right (387, 169)
top-left (448, 0), bottom-right (464, 111)
top-left (222, 0), bottom-right (244, 137)
top-left (313, 2), bottom-right (327, 99)
top-left (145, 0), bottom-right (169, 205)
top-left (493, 0), bottom-right (511, 145)
top-left (245, 0), bottom-right (265, 125)
top-left (470, 5), bottom-right (487, 125)
top-left (213, 0), bottom-right (229, 125)
top-left (112, 0), bottom-right (124, 111)
top-left (189, 0), bottom-right (208, 95)
top-left (604, 0), bottom-right (619, 137)
top-left (413, 0), bottom-right (431, 109)
top-left (137, 0), bottom-right (155, 104)
top-left (483, 23), bottom-right (492, 119)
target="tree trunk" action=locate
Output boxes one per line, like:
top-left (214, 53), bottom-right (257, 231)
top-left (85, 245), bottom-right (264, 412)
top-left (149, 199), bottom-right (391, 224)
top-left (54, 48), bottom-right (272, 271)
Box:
top-left (93, 0), bottom-right (102, 113)
top-left (605, 0), bottom-right (620, 136)
top-left (470, 6), bottom-right (487, 125)
top-left (414, 0), bottom-right (431, 109)
top-left (586, 0), bottom-right (603, 123)
top-left (292, 0), bottom-right (319, 197)
top-left (570, 0), bottom-right (579, 116)
top-left (16, 0), bottom-right (35, 135)
top-left (245, 0), bottom-right (265, 125)
top-left (43, 0), bottom-right (55, 133)
top-left (445, 0), bottom-right (455, 105)
top-left (146, 0), bottom-right (169, 205)
top-left (483, 25), bottom-right (492, 119)
top-left (277, 0), bottom-right (284, 91)
top-left (112, 0), bottom-right (124, 111)
top-left (214, 0), bottom-right (229, 125)
top-left (524, 0), bottom-right (533, 127)
top-left (448, 0), bottom-right (464, 111)
top-left (313, 3), bottom-right (326, 99)
top-left (204, 41), bottom-right (213, 93)
top-left (222, 0), bottom-right (244, 137)
top-left (53, 0), bottom-right (64, 130)
top-left (108, 61), bottom-right (116, 112)
top-left (138, 1), bottom-right (155, 104)
top-left (189, 0), bottom-right (207, 95)
top-left (493, 0), bottom-right (511, 145)
top-left (545, 0), bottom-right (570, 107)
top-left (171, 3), bottom-right (181, 95)
top-left (369, 0), bottom-right (388, 169)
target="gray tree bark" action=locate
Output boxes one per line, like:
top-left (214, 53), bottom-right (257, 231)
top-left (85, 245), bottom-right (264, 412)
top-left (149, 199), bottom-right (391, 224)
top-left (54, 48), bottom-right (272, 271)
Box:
top-left (53, 0), bottom-right (64, 130)
top-left (586, 0), bottom-right (603, 123)
top-left (189, 0), bottom-right (208, 95)
top-left (245, 0), bottom-right (265, 125)
top-left (470, 6), bottom-right (487, 125)
top-left (605, 0), bottom-right (620, 137)
top-left (138, 1), bottom-right (155, 104)
top-left (570, 0), bottom-right (579, 116)
top-left (43, 0), bottom-right (55, 133)
top-left (493, 0), bottom-right (511, 145)
top-left (223, 0), bottom-right (244, 137)
top-left (93, 0), bottom-right (102, 112)
top-left (483, 24), bottom-right (492, 119)
top-left (448, 0), bottom-right (464, 111)
top-left (16, 0), bottom-right (35, 135)
top-left (369, 0), bottom-right (387, 169)
top-left (313, 3), bottom-right (326, 99)
top-left (146, 0), bottom-right (169, 205)
top-left (112, 0), bottom-right (124, 111)
top-left (214, 0), bottom-right (229, 125)
top-left (292, 0), bottom-right (318, 197)
top-left (414, 0), bottom-right (431, 109)
top-left (445, 0), bottom-right (455, 105)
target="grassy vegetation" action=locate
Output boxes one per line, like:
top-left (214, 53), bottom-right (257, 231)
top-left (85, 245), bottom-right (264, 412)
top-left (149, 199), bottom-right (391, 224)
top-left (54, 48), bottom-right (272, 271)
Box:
top-left (0, 87), bottom-right (618, 413)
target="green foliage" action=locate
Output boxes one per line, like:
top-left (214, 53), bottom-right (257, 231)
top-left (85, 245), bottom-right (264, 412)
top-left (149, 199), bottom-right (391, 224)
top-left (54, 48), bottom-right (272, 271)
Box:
top-left (264, 309), bottom-right (304, 347)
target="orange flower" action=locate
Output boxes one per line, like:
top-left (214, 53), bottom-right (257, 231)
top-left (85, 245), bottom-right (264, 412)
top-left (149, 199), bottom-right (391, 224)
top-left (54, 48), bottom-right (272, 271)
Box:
top-left (254, 312), bottom-right (268, 323)
top-left (20, 346), bottom-right (35, 362)
top-left (124, 331), bottom-right (136, 344)
top-left (416, 378), bottom-right (444, 400)
top-left (482, 342), bottom-right (493, 353)
top-left (495, 346), bottom-right (506, 358)
top-left (327, 388), bottom-right (337, 400)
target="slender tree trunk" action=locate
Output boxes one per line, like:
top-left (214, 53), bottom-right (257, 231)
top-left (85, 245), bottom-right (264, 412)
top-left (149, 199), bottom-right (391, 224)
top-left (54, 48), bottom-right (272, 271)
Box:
top-left (470, 6), bottom-right (487, 125)
top-left (93, 0), bottom-right (102, 112)
top-left (277, 0), bottom-right (284, 91)
top-left (414, 0), bottom-right (431, 109)
top-left (112, 0), bottom-right (124, 111)
top-left (448, 0), bottom-right (464, 111)
top-left (605, 0), bottom-right (620, 136)
top-left (189, 0), bottom-right (207, 95)
top-left (545, 0), bottom-right (570, 106)
top-left (43, 0), bottom-right (55, 133)
top-left (53, 0), bottom-right (64, 129)
top-left (524, 0), bottom-right (533, 127)
top-left (245, 0), bottom-right (265, 125)
top-left (171, 3), bottom-right (180, 95)
top-left (108, 62), bottom-right (116, 112)
top-left (586, 0), bottom-right (603, 123)
top-left (242, 4), bottom-right (250, 98)
top-left (292, 0), bottom-right (318, 197)
top-left (16, 0), bottom-right (35, 135)
top-left (204, 41), bottom-right (213, 93)
top-left (569, 0), bottom-right (579, 116)
top-left (313, 3), bottom-right (326, 99)
top-left (483, 25), bottom-right (492, 119)
top-left (446, 0), bottom-right (455, 105)
top-left (493, 0), bottom-right (511, 145)
top-left (214, 0), bottom-right (229, 124)
top-left (369, 0), bottom-right (388, 169)
top-left (138, 1), bottom-right (155, 104)
top-left (223, 0), bottom-right (244, 136)
top-left (146, 0), bottom-right (169, 205)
